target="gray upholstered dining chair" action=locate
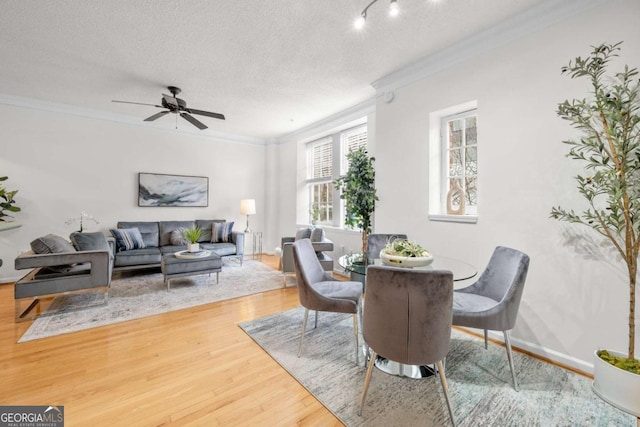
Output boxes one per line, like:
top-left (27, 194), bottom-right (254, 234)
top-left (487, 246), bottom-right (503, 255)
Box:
top-left (359, 266), bottom-right (456, 425)
top-left (452, 246), bottom-right (530, 391)
top-left (292, 238), bottom-right (363, 365)
top-left (366, 233), bottom-right (408, 264)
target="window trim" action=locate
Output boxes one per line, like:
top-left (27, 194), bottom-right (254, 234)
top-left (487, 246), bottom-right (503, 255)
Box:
top-left (428, 101), bottom-right (478, 224)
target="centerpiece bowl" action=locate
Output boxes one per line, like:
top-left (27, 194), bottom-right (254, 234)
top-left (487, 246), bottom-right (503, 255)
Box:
top-left (379, 238), bottom-right (433, 268)
top-left (380, 251), bottom-right (434, 267)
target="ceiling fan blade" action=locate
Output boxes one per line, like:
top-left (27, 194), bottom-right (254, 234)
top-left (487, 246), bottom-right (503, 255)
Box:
top-left (112, 100), bottom-right (162, 107)
top-left (144, 111), bottom-right (170, 122)
top-left (180, 113), bottom-right (208, 130)
top-left (188, 108), bottom-right (226, 120)
top-left (162, 94), bottom-right (179, 109)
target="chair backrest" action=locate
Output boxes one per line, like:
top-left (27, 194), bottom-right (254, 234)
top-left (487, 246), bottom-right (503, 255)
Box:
top-left (363, 266), bottom-right (453, 365)
top-left (292, 238), bottom-right (328, 308)
top-left (472, 246), bottom-right (530, 303)
top-left (366, 234), bottom-right (408, 264)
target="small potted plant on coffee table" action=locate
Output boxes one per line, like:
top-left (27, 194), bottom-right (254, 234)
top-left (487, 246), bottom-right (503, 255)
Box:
top-left (184, 226), bottom-right (202, 253)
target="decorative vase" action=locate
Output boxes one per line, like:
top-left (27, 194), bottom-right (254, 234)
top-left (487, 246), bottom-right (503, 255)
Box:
top-left (592, 349), bottom-right (640, 417)
top-left (187, 243), bottom-right (200, 253)
top-left (380, 251), bottom-right (434, 268)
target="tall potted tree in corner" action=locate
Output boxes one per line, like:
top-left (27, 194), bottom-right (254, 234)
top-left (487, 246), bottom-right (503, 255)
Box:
top-left (334, 146), bottom-right (378, 257)
top-left (550, 42), bottom-right (639, 417)
top-left (0, 175), bottom-right (21, 231)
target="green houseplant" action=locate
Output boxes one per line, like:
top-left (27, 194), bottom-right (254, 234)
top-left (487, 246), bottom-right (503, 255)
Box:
top-left (334, 147), bottom-right (378, 255)
top-left (184, 226), bottom-right (202, 253)
top-left (550, 42), bottom-right (639, 415)
top-left (0, 176), bottom-right (20, 223)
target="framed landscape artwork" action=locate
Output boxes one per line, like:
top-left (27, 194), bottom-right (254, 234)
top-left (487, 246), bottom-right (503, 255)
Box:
top-left (138, 173), bottom-right (208, 207)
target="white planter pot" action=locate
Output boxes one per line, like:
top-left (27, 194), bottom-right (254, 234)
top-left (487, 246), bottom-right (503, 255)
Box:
top-left (187, 243), bottom-right (200, 253)
top-left (380, 251), bottom-right (434, 268)
top-left (592, 349), bottom-right (640, 417)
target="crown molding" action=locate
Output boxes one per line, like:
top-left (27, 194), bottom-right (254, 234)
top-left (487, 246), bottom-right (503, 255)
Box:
top-left (275, 97), bottom-right (376, 145)
top-left (371, 0), bottom-right (609, 93)
top-left (0, 93), bottom-right (267, 146)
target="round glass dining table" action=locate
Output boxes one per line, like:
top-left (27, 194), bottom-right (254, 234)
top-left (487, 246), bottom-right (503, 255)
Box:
top-left (338, 253), bottom-right (478, 379)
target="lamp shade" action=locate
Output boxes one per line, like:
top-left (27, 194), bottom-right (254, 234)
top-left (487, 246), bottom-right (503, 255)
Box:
top-left (240, 199), bottom-right (256, 215)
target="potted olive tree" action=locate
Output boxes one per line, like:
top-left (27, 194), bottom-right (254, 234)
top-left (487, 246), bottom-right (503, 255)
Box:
top-left (550, 42), bottom-right (639, 416)
top-left (334, 146), bottom-right (378, 256)
top-left (0, 176), bottom-right (21, 231)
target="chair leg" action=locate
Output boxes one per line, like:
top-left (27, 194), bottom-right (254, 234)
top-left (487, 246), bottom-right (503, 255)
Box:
top-left (358, 350), bottom-right (377, 416)
top-left (282, 273), bottom-right (287, 288)
top-left (484, 329), bottom-right (488, 349)
top-left (314, 310), bottom-right (318, 328)
top-left (503, 330), bottom-right (519, 391)
top-left (298, 308), bottom-right (309, 357)
top-left (436, 360), bottom-right (456, 426)
top-left (352, 313), bottom-right (359, 366)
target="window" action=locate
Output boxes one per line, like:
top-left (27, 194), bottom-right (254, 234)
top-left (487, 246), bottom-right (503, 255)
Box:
top-left (308, 137), bottom-right (333, 224)
top-left (428, 102), bottom-right (478, 223)
top-left (443, 111), bottom-right (477, 213)
top-left (306, 123), bottom-right (368, 227)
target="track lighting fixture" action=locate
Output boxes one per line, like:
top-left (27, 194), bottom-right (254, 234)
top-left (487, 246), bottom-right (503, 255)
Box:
top-left (354, 0), bottom-right (401, 29)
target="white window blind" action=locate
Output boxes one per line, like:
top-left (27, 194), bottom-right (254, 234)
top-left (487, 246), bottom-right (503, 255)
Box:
top-left (309, 137), bottom-right (333, 180)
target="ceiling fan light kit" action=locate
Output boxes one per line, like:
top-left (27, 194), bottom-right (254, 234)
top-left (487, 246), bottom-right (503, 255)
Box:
top-left (112, 86), bottom-right (225, 130)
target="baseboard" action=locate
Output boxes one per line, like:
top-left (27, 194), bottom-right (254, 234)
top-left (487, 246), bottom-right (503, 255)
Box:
top-left (457, 327), bottom-right (594, 377)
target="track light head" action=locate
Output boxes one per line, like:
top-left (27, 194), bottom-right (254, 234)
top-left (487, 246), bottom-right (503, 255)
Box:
top-left (389, 0), bottom-right (399, 16)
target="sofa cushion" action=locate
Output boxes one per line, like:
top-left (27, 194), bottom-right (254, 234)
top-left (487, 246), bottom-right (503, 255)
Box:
top-left (110, 228), bottom-right (146, 252)
top-left (295, 227), bottom-right (312, 241)
top-left (70, 232), bottom-right (110, 252)
top-left (117, 221), bottom-right (159, 248)
top-left (159, 221), bottom-right (195, 246)
top-left (201, 242), bottom-right (237, 257)
top-left (114, 247), bottom-right (161, 267)
top-left (31, 234), bottom-right (76, 255)
top-left (170, 228), bottom-right (189, 245)
top-left (211, 221), bottom-right (234, 243)
top-left (195, 219), bottom-right (226, 243)
top-left (310, 227), bottom-right (325, 242)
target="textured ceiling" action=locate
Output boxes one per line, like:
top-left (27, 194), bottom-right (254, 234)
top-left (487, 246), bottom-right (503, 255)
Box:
top-left (0, 0), bottom-right (547, 140)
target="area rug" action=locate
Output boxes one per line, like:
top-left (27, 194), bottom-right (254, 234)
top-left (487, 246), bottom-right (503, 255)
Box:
top-left (19, 260), bottom-right (283, 343)
top-left (239, 307), bottom-right (636, 427)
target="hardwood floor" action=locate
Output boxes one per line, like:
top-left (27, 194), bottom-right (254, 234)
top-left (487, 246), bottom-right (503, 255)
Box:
top-left (0, 255), bottom-right (343, 426)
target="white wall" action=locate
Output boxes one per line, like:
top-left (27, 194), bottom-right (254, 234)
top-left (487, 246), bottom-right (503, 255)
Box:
top-left (1, 105), bottom-right (266, 281)
top-left (373, 0), bottom-right (640, 371)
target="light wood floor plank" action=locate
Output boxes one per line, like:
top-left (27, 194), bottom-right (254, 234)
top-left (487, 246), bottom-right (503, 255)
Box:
top-left (0, 255), bottom-right (343, 426)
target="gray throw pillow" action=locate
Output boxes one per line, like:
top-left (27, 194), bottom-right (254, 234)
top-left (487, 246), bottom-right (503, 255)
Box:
top-left (310, 227), bottom-right (324, 242)
top-left (170, 228), bottom-right (189, 245)
top-left (70, 232), bottom-right (110, 252)
top-left (31, 234), bottom-right (76, 254)
top-left (294, 227), bottom-right (312, 241)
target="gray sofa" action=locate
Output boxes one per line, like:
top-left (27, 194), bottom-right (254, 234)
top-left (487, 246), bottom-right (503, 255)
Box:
top-left (112, 220), bottom-right (244, 271)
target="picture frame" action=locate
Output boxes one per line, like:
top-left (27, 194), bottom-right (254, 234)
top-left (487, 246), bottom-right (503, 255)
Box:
top-left (138, 173), bottom-right (208, 207)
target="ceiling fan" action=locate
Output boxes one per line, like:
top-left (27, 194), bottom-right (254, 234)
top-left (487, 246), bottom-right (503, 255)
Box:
top-left (112, 86), bottom-right (225, 130)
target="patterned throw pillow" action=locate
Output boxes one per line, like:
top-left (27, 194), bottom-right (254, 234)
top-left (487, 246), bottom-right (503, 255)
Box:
top-left (30, 234), bottom-right (76, 254)
top-left (170, 227), bottom-right (189, 245)
top-left (211, 221), bottom-right (234, 243)
top-left (110, 228), bottom-right (146, 252)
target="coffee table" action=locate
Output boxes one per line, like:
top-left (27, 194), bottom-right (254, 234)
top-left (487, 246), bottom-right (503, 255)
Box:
top-left (161, 250), bottom-right (222, 291)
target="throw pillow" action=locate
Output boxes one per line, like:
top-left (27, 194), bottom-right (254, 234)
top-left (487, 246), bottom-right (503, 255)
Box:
top-left (170, 227), bottom-right (189, 245)
top-left (30, 234), bottom-right (76, 254)
top-left (211, 221), bottom-right (234, 243)
top-left (294, 227), bottom-right (312, 241)
top-left (110, 228), bottom-right (146, 252)
top-left (70, 232), bottom-right (110, 252)
top-left (310, 227), bottom-right (324, 242)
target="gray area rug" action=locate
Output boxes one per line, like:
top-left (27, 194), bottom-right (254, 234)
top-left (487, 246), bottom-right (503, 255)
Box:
top-left (239, 307), bottom-right (636, 427)
top-left (20, 260), bottom-right (283, 342)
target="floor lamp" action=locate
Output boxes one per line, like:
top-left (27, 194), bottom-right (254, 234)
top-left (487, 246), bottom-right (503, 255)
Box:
top-left (240, 199), bottom-right (256, 233)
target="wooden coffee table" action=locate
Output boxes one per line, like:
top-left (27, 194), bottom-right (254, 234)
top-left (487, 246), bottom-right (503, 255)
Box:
top-left (161, 250), bottom-right (222, 291)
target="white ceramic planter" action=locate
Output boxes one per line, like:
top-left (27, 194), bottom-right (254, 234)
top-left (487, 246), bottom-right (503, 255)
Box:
top-left (187, 243), bottom-right (200, 253)
top-left (380, 251), bottom-right (434, 268)
top-left (592, 349), bottom-right (640, 417)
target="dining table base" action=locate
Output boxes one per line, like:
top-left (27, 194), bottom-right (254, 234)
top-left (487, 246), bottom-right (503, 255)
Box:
top-left (374, 355), bottom-right (436, 379)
